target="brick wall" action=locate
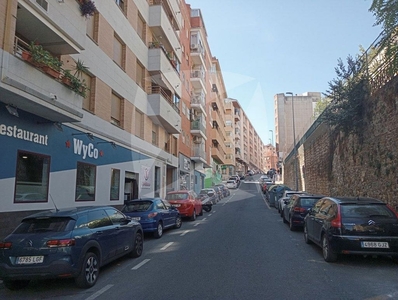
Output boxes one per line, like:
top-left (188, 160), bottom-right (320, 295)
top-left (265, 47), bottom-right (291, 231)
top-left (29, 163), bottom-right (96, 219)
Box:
top-left (285, 76), bottom-right (398, 210)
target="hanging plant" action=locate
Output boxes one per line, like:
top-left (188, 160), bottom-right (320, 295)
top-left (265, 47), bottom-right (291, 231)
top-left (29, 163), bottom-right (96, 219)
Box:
top-left (79, 0), bottom-right (96, 18)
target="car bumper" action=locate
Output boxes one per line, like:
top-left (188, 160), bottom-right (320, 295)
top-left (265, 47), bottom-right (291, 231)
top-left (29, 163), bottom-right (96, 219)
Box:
top-left (139, 220), bottom-right (158, 233)
top-left (330, 235), bottom-right (398, 256)
top-left (0, 258), bottom-right (79, 280)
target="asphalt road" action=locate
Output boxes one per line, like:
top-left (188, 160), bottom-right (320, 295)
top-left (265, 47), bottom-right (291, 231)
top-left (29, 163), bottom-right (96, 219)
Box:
top-left (1, 177), bottom-right (398, 299)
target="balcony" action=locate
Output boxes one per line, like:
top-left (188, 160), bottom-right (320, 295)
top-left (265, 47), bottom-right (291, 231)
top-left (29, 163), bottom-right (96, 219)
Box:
top-left (191, 145), bottom-right (207, 164)
top-left (190, 119), bottom-right (206, 139)
top-left (15, 1), bottom-right (85, 56)
top-left (190, 69), bottom-right (206, 91)
top-left (190, 43), bottom-right (205, 67)
top-left (234, 109), bottom-right (241, 121)
top-left (211, 144), bottom-right (225, 164)
top-left (147, 86), bottom-right (181, 134)
top-left (148, 47), bottom-right (181, 96)
top-left (148, 1), bottom-right (181, 58)
top-left (0, 38), bottom-right (85, 123)
top-left (191, 92), bottom-right (206, 115)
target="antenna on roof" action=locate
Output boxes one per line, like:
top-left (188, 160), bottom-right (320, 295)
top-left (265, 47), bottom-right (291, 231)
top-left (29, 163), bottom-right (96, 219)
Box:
top-left (49, 194), bottom-right (59, 212)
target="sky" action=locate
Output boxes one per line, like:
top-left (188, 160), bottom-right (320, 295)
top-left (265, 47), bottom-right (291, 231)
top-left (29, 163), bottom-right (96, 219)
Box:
top-left (185, 0), bottom-right (382, 145)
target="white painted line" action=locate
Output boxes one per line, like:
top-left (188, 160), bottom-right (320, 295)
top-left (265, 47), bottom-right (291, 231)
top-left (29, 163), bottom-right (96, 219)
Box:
top-left (85, 284), bottom-right (114, 300)
top-left (208, 213), bottom-right (213, 216)
top-left (202, 218), bottom-right (207, 221)
top-left (131, 259), bottom-right (151, 270)
top-left (180, 230), bottom-right (190, 236)
top-left (160, 242), bottom-right (174, 250)
top-left (194, 223), bottom-right (200, 227)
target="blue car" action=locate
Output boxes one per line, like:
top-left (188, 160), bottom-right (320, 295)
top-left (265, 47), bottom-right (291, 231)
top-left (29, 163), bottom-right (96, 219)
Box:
top-left (0, 206), bottom-right (143, 290)
top-left (122, 198), bottom-right (182, 239)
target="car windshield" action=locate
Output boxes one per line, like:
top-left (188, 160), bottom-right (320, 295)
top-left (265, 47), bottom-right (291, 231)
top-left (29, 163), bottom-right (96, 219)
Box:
top-left (300, 198), bottom-right (321, 207)
top-left (227, 181), bottom-right (235, 183)
top-left (340, 204), bottom-right (396, 218)
top-left (13, 217), bottom-right (74, 234)
top-left (123, 201), bottom-right (153, 212)
top-left (166, 193), bottom-right (188, 200)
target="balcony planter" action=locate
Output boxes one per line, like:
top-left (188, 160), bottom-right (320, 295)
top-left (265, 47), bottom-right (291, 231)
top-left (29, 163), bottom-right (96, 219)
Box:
top-left (21, 51), bottom-right (32, 62)
top-left (41, 66), bottom-right (61, 79)
top-left (62, 69), bottom-right (88, 97)
top-left (79, 0), bottom-right (96, 18)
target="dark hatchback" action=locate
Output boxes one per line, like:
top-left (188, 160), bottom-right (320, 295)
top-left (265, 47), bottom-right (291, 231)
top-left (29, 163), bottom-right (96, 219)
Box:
top-left (0, 206), bottom-right (143, 290)
top-left (304, 197), bottom-right (398, 262)
top-left (283, 194), bottom-right (325, 231)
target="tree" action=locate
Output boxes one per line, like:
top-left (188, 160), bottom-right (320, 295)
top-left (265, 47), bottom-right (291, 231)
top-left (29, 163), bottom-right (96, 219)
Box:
top-left (313, 97), bottom-right (331, 119)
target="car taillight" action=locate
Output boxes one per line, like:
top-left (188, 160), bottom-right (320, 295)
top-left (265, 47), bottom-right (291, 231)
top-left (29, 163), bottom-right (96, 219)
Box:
top-left (293, 207), bottom-right (307, 213)
top-left (148, 212), bottom-right (158, 218)
top-left (387, 204), bottom-right (398, 218)
top-left (0, 242), bottom-right (12, 249)
top-left (331, 209), bottom-right (342, 228)
top-left (47, 239), bottom-right (75, 248)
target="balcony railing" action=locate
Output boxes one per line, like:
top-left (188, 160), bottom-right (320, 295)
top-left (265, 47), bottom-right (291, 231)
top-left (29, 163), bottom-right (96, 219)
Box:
top-left (149, 86), bottom-right (180, 113)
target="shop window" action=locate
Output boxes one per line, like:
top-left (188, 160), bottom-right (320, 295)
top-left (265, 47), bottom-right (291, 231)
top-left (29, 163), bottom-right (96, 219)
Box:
top-left (110, 169), bottom-right (120, 200)
top-left (75, 162), bottom-right (96, 201)
top-left (14, 151), bottom-right (50, 203)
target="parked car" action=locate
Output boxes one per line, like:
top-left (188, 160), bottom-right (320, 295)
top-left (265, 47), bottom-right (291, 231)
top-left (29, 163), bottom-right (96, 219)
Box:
top-left (199, 188), bottom-right (218, 204)
top-left (261, 179), bottom-right (274, 194)
top-left (277, 190), bottom-right (307, 212)
top-left (122, 198), bottom-right (182, 238)
top-left (165, 190), bottom-right (203, 221)
top-left (215, 184), bottom-right (230, 197)
top-left (229, 176), bottom-right (240, 185)
top-left (197, 194), bottom-right (213, 212)
top-left (226, 180), bottom-right (238, 189)
top-left (0, 206), bottom-right (143, 290)
top-left (282, 194), bottom-right (325, 230)
top-left (304, 197), bottom-right (398, 262)
top-left (212, 186), bottom-right (224, 201)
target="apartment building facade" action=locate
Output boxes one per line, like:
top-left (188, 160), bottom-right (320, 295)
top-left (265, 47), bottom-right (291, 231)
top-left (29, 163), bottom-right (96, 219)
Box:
top-left (0, 0), bottom-right (183, 236)
top-left (274, 92), bottom-right (321, 170)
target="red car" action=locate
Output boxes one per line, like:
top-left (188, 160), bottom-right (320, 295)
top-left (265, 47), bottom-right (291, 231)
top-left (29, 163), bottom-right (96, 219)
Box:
top-left (165, 190), bottom-right (203, 221)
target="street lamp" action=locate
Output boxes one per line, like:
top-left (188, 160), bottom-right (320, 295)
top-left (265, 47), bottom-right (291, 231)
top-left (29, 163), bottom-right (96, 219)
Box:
top-left (286, 92), bottom-right (299, 190)
top-left (269, 129), bottom-right (273, 146)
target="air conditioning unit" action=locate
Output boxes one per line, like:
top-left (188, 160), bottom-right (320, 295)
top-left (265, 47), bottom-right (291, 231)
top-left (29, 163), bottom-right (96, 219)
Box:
top-left (190, 43), bottom-right (198, 50)
top-left (193, 136), bottom-right (202, 144)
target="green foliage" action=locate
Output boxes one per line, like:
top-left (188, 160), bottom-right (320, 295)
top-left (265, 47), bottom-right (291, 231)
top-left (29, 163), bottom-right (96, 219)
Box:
top-left (322, 55), bottom-right (369, 137)
top-left (62, 69), bottom-right (88, 98)
top-left (313, 97), bottom-right (330, 118)
top-left (29, 42), bottom-right (63, 71)
top-left (74, 59), bottom-right (89, 78)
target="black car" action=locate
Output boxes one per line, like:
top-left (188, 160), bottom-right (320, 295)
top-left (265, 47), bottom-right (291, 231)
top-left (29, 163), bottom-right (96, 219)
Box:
top-left (304, 197), bottom-right (398, 262)
top-left (282, 194), bottom-right (324, 230)
top-left (0, 206), bottom-right (143, 290)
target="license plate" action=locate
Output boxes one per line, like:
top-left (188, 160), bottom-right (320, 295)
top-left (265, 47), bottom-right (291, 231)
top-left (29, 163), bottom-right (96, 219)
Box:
top-left (361, 241), bottom-right (389, 248)
top-left (16, 256), bottom-right (44, 264)
top-left (173, 204), bottom-right (181, 207)
top-left (131, 217), bottom-right (141, 221)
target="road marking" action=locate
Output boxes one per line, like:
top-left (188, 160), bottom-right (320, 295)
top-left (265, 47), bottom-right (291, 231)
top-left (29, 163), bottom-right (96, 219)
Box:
top-left (131, 259), bottom-right (150, 270)
top-left (160, 242), bottom-right (174, 250)
top-left (85, 284), bottom-right (114, 300)
top-left (194, 223), bottom-right (200, 227)
top-left (202, 218), bottom-right (207, 221)
top-left (180, 230), bottom-right (190, 236)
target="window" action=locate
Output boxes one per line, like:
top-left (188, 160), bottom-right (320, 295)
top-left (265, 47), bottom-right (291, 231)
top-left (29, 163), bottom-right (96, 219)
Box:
top-left (115, 0), bottom-right (125, 12)
top-left (82, 73), bottom-right (93, 112)
top-left (135, 109), bottom-right (144, 139)
top-left (113, 35), bottom-right (125, 68)
top-left (136, 60), bottom-right (145, 89)
top-left (15, 151), bottom-right (50, 203)
top-left (86, 12), bottom-right (99, 42)
top-left (152, 124), bottom-right (159, 146)
top-left (110, 169), bottom-right (120, 200)
top-left (76, 162), bottom-right (96, 201)
top-left (111, 93), bottom-right (122, 126)
top-left (137, 14), bottom-right (146, 42)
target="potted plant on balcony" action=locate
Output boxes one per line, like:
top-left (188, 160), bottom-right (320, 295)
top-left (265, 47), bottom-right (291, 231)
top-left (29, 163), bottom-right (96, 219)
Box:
top-left (62, 69), bottom-right (88, 97)
top-left (73, 59), bottom-right (89, 78)
top-left (79, 0), bottom-right (96, 18)
top-left (27, 41), bottom-right (62, 78)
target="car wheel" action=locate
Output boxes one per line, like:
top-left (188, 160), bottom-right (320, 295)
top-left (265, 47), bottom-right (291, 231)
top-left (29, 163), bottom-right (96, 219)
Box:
top-left (289, 217), bottom-right (296, 231)
top-left (203, 206), bottom-right (212, 212)
top-left (190, 209), bottom-right (196, 221)
top-left (304, 225), bottom-right (312, 244)
top-left (129, 231), bottom-right (143, 258)
top-left (322, 234), bottom-right (337, 262)
top-left (75, 252), bottom-right (99, 288)
top-left (3, 279), bottom-right (30, 290)
top-left (154, 222), bottom-right (163, 239)
top-left (174, 216), bottom-right (182, 228)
